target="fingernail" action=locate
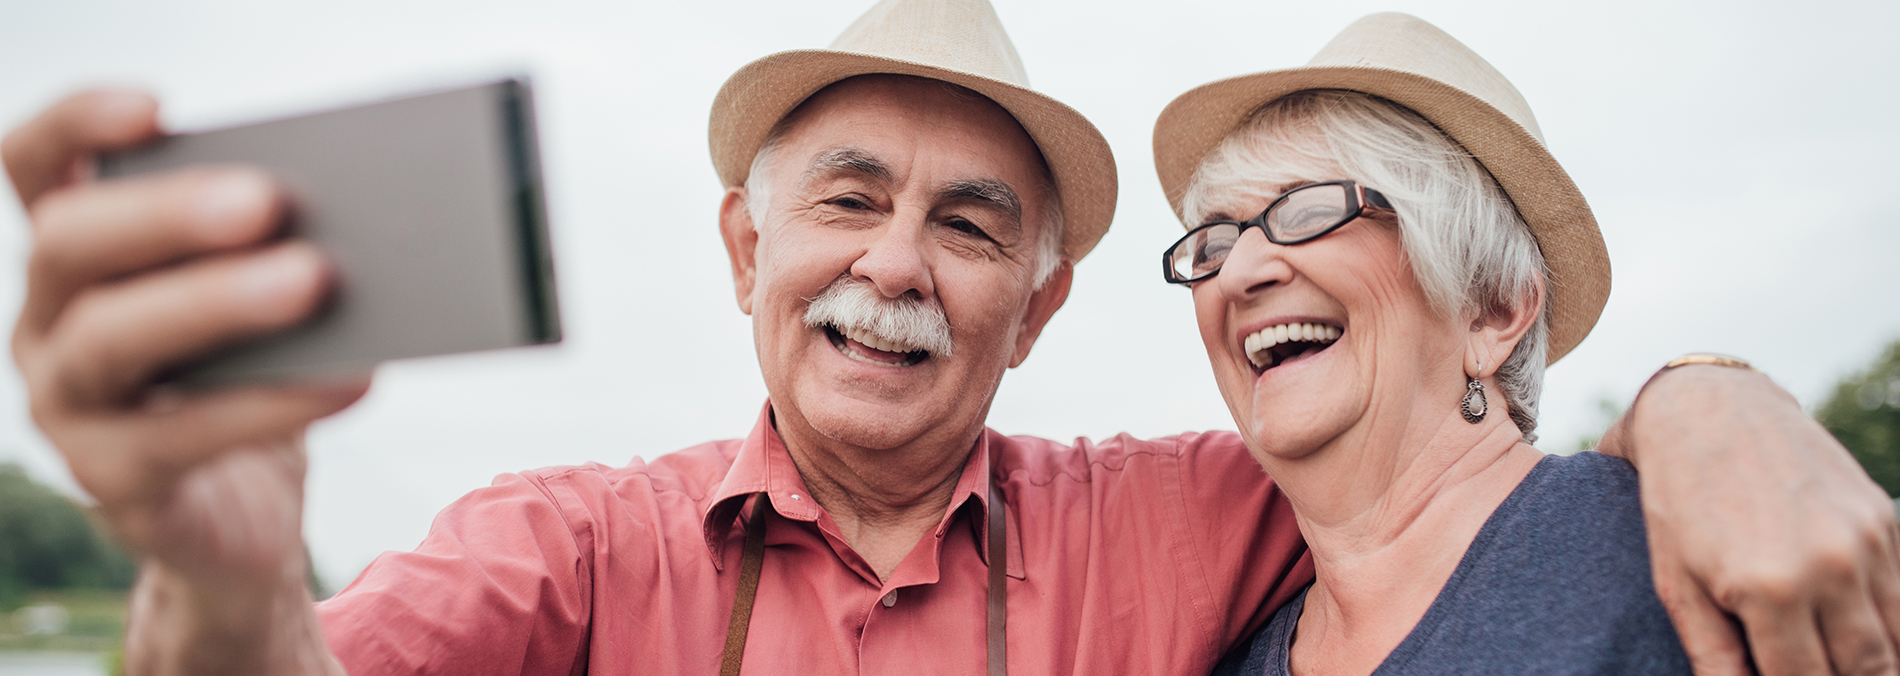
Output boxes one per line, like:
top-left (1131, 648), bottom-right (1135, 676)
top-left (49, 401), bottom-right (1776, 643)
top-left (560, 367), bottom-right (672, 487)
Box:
top-left (90, 91), bottom-right (157, 130)
top-left (237, 246), bottom-right (320, 308)
top-left (196, 171), bottom-right (273, 241)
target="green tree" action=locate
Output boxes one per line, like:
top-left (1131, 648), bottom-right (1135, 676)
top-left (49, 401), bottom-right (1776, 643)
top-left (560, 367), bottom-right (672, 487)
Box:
top-left (1817, 340), bottom-right (1900, 497)
top-left (0, 463), bottom-right (134, 608)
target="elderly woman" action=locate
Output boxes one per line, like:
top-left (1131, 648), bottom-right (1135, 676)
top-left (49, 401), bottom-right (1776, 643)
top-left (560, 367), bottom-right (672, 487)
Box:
top-left (1155, 14), bottom-right (1690, 675)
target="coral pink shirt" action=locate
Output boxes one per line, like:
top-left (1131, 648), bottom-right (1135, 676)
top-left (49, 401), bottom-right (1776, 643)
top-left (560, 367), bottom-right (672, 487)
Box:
top-left (317, 403), bottom-right (1312, 674)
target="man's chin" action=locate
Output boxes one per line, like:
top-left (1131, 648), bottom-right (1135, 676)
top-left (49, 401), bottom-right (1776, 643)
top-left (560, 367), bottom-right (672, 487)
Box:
top-left (779, 390), bottom-right (972, 454)
top-left (809, 406), bottom-right (941, 450)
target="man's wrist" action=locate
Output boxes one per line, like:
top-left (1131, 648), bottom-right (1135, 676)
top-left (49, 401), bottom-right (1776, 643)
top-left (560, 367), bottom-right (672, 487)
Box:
top-left (1619, 355), bottom-right (1780, 465)
top-left (1629, 359), bottom-right (1791, 458)
top-left (128, 558), bottom-right (330, 675)
top-left (1638, 358), bottom-right (1785, 410)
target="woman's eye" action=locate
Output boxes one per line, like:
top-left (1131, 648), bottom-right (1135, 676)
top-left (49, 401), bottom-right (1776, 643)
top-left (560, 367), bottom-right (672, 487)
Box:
top-left (1196, 240), bottom-right (1233, 265)
top-left (1284, 205), bottom-right (1344, 230)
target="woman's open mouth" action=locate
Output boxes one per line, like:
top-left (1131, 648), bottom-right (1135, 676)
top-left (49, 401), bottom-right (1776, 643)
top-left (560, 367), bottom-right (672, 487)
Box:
top-left (1244, 322), bottom-right (1342, 374)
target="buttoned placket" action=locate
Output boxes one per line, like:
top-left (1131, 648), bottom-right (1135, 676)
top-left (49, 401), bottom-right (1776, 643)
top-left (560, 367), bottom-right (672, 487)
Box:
top-left (712, 419), bottom-right (1021, 675)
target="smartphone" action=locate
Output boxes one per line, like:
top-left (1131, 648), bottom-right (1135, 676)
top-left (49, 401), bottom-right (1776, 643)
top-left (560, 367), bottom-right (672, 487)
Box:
top-left (99, 78), bottom-right (561, 386)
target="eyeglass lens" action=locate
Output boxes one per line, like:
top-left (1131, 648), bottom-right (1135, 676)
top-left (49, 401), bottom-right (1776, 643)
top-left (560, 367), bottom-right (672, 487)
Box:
top-left (1167, 183), bottom-right (1356, 281)
top-left (1267, 183), bottom-right (1352, 241)
top-left (1167, 224), bottom-right (1239, 281)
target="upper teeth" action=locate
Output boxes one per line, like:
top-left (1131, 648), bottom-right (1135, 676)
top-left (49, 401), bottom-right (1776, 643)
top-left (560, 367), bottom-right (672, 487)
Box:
top-left (841, 326), bottom-right (916, 354)
top-left (1245, 322), bottom-right (1341, 367)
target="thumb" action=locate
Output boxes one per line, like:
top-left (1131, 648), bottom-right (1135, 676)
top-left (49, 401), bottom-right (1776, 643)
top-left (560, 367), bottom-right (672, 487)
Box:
top-left (1654, 555), bottom-right (1756, 676)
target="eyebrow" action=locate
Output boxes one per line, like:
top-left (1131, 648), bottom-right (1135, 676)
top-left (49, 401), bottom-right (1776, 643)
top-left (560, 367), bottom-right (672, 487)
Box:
top-left (803, 146), bottom-right (893, 183)
top-left (939, 177), bottom-right (1023, 227)
top-left (1202, 181), bottom-right (1318, 223)
top-left (802, 145), bottom-right (1027, 238)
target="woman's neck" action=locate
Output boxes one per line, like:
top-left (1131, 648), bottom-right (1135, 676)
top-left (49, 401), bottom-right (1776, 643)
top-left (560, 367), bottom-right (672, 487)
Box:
top-left (1263, 411), bottom-right (1544, 676)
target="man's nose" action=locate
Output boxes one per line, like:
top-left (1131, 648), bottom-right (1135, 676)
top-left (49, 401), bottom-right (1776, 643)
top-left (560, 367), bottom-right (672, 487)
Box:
top-left (849, 207), bottom-right (935, 299)
top-left (1217, 227), bottom-right (1293, 301)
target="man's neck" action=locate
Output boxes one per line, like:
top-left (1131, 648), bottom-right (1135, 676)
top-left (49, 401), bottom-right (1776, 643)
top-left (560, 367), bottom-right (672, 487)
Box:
top-left (1266, 412), bottom-right (1542, 676)
top-left (773, 411), bottom-right (980, 581)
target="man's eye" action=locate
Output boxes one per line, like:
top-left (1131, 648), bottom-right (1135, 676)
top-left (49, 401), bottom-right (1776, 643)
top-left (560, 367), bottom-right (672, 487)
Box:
top-left (828, 196), bottom-right (871, 210)
top-left (944, 218), bottom-right (991, 240)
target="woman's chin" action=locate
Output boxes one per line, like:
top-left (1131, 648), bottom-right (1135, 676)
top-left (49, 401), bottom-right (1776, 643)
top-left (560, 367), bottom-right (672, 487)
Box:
top-left (1242, 414), bottom-right (1348, 463)
top-left (1237, 345), bottom-right (1357, 462)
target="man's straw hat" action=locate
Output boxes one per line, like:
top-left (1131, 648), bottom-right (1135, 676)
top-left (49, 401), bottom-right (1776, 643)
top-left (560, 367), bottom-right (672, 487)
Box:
top-left (710, 0), bottom-right (1118, 262)
top-left (1152, 12), bottom-right (1610, 364)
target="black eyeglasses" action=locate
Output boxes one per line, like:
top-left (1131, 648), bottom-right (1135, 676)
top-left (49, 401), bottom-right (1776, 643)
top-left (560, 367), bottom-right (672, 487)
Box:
top-left (1161, 180), bottom-right (1392, 284)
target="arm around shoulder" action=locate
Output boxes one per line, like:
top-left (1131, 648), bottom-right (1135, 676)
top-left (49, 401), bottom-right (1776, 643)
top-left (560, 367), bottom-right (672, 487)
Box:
top-left (1614, 362), bottom-right (1900, 676)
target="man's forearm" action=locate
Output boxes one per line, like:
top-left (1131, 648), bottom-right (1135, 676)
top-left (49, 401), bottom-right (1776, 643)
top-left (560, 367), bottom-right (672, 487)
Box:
top-left (1605, 357), bottom-right (1900, 676)
top-left (124, 560), bottom-right (345, 676)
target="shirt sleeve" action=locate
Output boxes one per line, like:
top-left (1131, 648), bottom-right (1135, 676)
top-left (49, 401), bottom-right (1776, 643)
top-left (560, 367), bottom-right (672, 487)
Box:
top-left (316, 471), bottom-right (593, 676)
top-left (1169, 431), bottom-right (1314, 655)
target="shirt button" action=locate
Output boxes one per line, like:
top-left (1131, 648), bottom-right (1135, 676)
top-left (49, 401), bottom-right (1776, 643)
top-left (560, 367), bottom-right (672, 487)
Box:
top-left (881, 591), bottom-right (898, 608)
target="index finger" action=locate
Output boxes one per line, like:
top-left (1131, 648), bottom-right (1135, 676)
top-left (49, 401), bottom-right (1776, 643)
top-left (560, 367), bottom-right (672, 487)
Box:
top-left (2, 89), bottom-right (160, 208)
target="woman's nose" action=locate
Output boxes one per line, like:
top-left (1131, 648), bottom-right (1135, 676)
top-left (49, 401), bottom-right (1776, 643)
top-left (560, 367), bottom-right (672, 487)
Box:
top-left (1216, 227), bottom-right (1293, 301)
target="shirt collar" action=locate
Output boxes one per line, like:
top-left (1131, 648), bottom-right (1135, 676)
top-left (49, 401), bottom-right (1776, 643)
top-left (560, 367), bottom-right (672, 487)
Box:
top-left (701, 402), bottom-right (1023, 579)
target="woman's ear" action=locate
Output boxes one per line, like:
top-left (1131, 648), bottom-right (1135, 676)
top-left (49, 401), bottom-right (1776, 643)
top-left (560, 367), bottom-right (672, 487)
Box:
top-left (1464, 274), bottom-right (1546, 379)
top-left (719, 186), bottom-right (761, 315)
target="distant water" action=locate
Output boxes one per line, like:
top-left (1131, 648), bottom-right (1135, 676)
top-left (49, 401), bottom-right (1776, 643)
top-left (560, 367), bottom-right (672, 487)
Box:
top-left (0, 653), bottom-right (104, 676)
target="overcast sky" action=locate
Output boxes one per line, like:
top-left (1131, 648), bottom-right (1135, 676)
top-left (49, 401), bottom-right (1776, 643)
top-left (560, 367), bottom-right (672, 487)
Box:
top-left (2, 0), bottom-right (1896, 587)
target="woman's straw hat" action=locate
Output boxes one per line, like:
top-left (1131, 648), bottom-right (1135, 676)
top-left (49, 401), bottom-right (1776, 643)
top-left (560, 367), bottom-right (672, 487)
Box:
top-left (1152, 12), bottom-right (1610, 364)
top-left (709, 0), bottom-right (1118, 261)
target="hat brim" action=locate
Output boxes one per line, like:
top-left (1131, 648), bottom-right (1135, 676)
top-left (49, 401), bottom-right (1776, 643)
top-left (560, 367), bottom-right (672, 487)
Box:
top-left (1152, 65), bottom-right (1610, 365)
top-left (711, 49), bottom-right (1118, 262)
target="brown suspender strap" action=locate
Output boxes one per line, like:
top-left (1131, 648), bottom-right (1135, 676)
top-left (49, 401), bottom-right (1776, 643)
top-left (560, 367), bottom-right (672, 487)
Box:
top-left (987, 482), bottom-right (1008, 676)
top-left (719, 481), bottom-right (1009, 675)
top-left (719, 495), bottom-right (769, 676)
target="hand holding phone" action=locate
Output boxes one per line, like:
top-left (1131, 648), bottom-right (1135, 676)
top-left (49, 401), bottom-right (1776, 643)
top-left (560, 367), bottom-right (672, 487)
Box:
top-left (6, 82), bottom-right (564, 674)
top-left (98, 79), bottom-right (562, 385)
top-left (6, 89), bottom-right (372, 675)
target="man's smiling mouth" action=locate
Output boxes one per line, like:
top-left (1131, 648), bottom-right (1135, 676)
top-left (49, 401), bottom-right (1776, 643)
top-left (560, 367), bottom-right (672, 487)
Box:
top-left (825, 325), bottom-right (930, 367)
top-left (1245, 322), bottom-right (1342, 373)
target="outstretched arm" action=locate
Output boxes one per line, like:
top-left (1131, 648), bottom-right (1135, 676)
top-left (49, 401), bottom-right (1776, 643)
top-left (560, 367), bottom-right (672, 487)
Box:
top-left (1603, 362), bottom-right (1900, 676)
top-left (5, 90), bottom-right (365, 676)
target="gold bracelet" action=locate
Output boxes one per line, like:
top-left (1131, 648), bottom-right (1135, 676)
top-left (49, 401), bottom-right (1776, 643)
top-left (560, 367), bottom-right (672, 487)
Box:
top-left (1659, 353), bottom-right (1755, 372)
top-left (1641, 353), bottom-right (1757, 395)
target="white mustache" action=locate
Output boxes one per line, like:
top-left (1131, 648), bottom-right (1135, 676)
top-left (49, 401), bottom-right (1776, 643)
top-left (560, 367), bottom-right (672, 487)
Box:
top-left (803, 277), bottom-right (955, 357)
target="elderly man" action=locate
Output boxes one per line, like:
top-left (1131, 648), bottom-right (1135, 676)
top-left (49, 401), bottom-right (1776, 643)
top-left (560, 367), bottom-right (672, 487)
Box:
top-left (5, 0), bottom-right (1897, 674)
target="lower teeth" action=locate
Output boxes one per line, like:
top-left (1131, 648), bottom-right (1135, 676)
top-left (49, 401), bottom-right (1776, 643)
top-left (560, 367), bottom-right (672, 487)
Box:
top-left (830, 329), bottom-right (923, 367)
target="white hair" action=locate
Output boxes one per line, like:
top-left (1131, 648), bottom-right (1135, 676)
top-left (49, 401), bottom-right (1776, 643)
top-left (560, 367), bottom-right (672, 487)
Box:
top-left (741, 77), bottom-right (1067, 290)
top-left (803, 276), bottom-right (955, 357)
top-left (1180, 90), bottom-right (1550, 441)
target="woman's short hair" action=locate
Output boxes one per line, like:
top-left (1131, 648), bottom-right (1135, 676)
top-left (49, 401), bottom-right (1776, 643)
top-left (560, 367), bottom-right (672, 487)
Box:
top-left (1180, 89), bottom-right (1550, 441)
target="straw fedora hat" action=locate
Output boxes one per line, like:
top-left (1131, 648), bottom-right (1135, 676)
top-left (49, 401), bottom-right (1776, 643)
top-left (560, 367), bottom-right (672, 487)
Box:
top-left (1152, 12), bottom-right (1610, 364)
top-left (709, 0), bottom-right (1118, 262)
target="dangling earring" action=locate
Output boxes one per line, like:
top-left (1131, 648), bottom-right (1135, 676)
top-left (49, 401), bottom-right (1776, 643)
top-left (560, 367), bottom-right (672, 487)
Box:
top-left (1461, 375), bottom-right (1488, 424)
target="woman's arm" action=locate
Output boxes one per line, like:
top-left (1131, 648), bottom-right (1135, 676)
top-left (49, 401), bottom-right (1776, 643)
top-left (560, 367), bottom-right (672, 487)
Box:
top-left (1602, 363), bottom-right (1900, 676)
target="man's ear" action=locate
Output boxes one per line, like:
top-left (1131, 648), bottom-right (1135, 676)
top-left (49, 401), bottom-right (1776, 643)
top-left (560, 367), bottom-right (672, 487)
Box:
top-left (1464, 274), bottom-right (1545, 379)
top-left (1010, 260), bottom-right (1073, 368)
top-left (719, 187), bottom-right (761, 315)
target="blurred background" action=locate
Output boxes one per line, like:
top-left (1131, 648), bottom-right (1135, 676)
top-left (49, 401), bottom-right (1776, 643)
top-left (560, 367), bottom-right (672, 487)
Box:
top-left (2, 0), bottom-right (1897, 672)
